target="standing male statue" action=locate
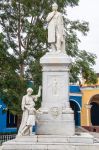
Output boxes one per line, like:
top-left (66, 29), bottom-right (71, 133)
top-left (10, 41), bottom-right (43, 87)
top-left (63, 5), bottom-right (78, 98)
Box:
top-left (46, 3), bottom-right (65, 53)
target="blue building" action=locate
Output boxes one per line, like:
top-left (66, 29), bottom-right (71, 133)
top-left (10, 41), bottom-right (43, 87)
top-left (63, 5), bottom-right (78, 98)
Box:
top-left (0, 85), bottom-right (82, 133)
top-left (0, 99), bottom-right (17, 133)
top-left (69, 85), bottom-right (82, 126)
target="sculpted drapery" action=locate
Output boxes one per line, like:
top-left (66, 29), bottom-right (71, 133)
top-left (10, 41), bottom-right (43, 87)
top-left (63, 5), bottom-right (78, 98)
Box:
top-left (18, 87), bottom-right (41, 136)
top-left (46, 3), bottom-right (65, 53)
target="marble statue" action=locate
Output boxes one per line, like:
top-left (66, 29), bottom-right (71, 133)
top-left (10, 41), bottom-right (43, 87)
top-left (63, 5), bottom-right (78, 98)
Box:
top-left (17, 86), bottom-right (41, 136)
top-left (2, 3), bottom-right (98, 150)
top-left (46, 3), bottom-right (65, 53)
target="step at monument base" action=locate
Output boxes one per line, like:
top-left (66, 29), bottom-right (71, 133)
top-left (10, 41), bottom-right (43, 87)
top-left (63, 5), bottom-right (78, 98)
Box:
top-left (2, 133), bottom-right (99, 150)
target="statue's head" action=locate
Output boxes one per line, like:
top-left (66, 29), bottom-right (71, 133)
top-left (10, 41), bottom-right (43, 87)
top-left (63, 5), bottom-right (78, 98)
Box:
top-left (27, 88), bottom-right (33, 96)
top-left (52, 3), bottom-right (58, 11)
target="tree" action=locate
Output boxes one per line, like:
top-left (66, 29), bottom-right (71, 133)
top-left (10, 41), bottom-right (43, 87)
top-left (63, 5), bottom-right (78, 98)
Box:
top-left (0, 33), bottom-right (27, 115)
top-left (65, 19), bottom-right (97, 84)
top-left (0, 0), bottom-right (97, 115)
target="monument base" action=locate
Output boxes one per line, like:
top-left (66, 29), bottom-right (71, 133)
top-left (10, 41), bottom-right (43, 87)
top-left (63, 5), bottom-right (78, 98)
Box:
top-left (37, 52), bottom-right (75, 136)
top-left (36, 110), bottom-right (75, 136)
top-left (1, 133), bottom-right (99, 150)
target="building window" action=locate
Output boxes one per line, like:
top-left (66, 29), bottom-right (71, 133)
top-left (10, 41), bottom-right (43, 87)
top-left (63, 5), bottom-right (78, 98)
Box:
top-left (6, 110), bottom-right (17, 128)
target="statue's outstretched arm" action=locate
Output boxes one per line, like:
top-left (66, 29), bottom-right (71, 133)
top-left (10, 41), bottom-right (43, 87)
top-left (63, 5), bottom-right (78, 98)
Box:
top-left (21, 96), bottom-right (25, 111)
top-left (34, 86), bottom-right (42, 101)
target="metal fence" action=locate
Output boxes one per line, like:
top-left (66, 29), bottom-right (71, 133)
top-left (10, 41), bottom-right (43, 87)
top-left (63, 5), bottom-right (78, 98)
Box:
top-left (0, 134), bottom-right (16, 145)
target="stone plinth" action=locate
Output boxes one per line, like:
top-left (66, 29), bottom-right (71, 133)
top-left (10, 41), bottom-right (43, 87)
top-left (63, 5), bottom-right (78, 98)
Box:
top-left (36, 52), bottom-right (75, 135)
top-left (2, 133), bottom-right (99, 150)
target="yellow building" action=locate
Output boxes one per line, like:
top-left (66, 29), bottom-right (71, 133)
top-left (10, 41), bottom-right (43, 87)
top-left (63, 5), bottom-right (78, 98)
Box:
top-left (81, 74), bottom-right (99, 129)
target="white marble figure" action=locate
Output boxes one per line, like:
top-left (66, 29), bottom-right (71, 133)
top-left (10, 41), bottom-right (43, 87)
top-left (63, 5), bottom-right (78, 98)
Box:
top-left (46, 3), bottom-right (65, 53)
top-left (53, 78), bottom-right (58, 95)
top-left (17, 86), bottom-right (41, 136)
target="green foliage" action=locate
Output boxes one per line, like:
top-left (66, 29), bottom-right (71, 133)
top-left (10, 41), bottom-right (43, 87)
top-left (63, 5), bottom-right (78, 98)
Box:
top-left (70, 50), bottom-right (97, 84)
top-left (0, 33), bottom-right (27, 115)
top-left (65, 18), bottom-right (97, 83)
top-left (0, 0), bottom-right (97, 115)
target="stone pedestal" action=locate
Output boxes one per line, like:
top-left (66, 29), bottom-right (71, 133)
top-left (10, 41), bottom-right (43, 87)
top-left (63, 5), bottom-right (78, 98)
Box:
top-left (36, 52), bottom-right (75, 135)
top-left (2, 133), bottom-right (99, 150)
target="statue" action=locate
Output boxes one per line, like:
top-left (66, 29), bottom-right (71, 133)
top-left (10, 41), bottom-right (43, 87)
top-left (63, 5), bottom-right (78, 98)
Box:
top-left (46, 3), bottom-right (65, 53)
top-left (17, 86), bottom-right (41, 136)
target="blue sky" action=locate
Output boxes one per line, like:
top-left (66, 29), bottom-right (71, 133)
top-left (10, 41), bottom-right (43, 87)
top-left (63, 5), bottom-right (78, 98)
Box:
top-left (67, 0), bottom-right (99, 73)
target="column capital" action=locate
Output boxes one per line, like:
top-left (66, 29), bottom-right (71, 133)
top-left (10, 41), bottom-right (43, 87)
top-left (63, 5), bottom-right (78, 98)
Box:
top-left (84, 104), bottom-right (92, 109)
